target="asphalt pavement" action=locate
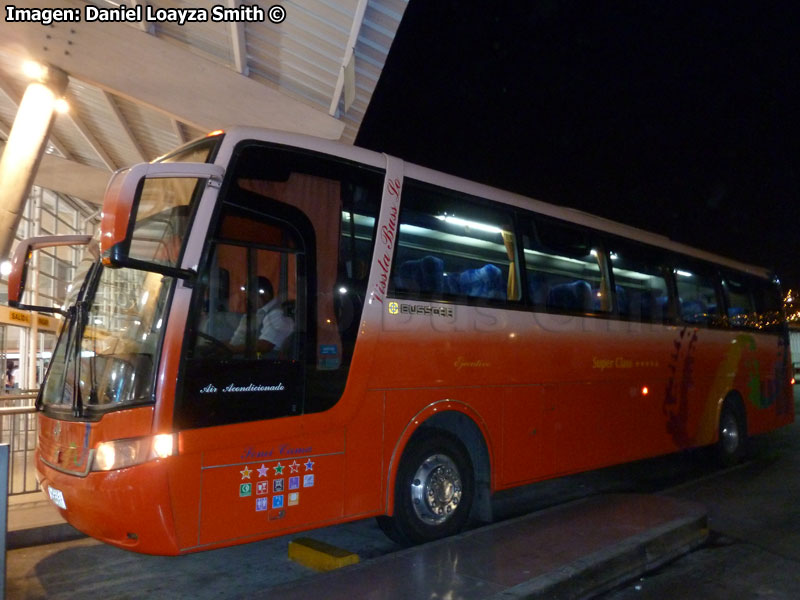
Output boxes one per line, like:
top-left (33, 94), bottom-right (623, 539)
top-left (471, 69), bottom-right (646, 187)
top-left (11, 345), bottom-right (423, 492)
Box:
top-left (598, 386), bottom-right (800, 599)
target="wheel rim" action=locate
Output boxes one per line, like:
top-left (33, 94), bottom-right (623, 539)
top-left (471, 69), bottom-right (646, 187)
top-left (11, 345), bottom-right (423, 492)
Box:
top-left (410, 453), bottom-right (463, 525)
top-left (720, 411), bottom-right (740, 455)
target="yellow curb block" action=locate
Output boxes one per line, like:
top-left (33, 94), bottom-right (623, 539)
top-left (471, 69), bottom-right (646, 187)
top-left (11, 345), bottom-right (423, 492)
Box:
top-left (288, 537), bottom-right (360, 572)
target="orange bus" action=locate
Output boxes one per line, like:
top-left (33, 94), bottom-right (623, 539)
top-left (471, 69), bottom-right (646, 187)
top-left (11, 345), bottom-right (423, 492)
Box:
top-left (12, 128), bottom-right (794, 555)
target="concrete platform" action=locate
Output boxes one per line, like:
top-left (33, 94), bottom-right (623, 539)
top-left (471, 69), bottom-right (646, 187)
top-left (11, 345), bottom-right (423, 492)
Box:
top-left (6, 492), bottom-right (84, 549)
top-left (273, 494), bottom-right (708, 600)
top-left (5, 493), bottom-right (707, 599)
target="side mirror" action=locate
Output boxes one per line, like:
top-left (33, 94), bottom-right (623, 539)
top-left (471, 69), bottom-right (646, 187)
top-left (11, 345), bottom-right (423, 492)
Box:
top-left (7, 234), bottom-right (93, 314)
top-left (100, 162), bottom-right (224, 278)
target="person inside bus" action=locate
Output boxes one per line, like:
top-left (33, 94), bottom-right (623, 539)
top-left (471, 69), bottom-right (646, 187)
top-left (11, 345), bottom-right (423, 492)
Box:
top-left (228, 276), bottom-right (294, 357)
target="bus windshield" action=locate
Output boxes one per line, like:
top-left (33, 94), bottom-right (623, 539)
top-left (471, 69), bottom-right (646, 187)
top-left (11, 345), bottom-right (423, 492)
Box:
top-left (40, 266), bottom-right (173, 412)
top-left (39, 137), bottom-right (220, 414)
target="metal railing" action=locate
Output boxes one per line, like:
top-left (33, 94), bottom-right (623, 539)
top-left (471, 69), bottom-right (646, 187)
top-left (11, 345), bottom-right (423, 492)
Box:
top-left (0, 392), bottom-right (39, 496)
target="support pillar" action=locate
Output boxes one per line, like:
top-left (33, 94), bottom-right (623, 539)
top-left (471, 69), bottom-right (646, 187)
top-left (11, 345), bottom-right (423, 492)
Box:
top-left (0, 64), bottom-right (68, 260)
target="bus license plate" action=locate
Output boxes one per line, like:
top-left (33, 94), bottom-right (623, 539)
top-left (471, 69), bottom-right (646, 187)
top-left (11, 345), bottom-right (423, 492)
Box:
top-left (48, 486), bottom-right (67, 510)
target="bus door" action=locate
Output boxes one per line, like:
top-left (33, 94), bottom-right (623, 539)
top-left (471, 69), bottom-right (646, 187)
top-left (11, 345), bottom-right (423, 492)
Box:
top-left (173, 202), bottom-right (350, 549)
top-left (183, 216), bottom-right (305, 424)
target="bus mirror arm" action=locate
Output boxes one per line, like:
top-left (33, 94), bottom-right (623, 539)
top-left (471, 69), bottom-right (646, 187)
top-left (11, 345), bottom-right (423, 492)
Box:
top-left (102, 247), bottom-right (197, 282)
top-left (9, 303), bottom-right (68, 317)
top-left (7, 234), bottom-right (93, 309)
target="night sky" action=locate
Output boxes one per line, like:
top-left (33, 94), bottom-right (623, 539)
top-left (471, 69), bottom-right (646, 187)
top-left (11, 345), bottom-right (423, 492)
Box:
top-left (356, 0), bottom-right (800, 293)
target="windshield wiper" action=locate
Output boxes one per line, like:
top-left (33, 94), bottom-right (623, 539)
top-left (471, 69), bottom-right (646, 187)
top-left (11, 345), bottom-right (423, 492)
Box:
top-left (71, 302), bottom-right (84, 418)
top-left (71, 300), bottom-right (98, 417)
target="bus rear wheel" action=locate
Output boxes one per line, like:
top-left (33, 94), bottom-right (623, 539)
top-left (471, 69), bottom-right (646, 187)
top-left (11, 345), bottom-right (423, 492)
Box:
top-left (716, 400), bottom-right (747, 467)
top-left (378, 429), bottom-right (474, 546)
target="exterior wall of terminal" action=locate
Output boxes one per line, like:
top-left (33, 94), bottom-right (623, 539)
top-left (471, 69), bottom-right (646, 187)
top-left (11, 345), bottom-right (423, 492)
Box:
top-left (0, 185), bottom-right (98, 391)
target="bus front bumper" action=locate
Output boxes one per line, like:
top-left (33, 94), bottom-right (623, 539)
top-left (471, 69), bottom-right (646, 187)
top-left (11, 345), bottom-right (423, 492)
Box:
top-left (37, 452), bottom-right (182, 555)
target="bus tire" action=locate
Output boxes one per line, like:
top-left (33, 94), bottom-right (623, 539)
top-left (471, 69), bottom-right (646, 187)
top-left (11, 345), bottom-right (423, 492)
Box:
top-left (377, 429), bottom-right (474, 546)
top-left (716, 399), bottom-right (747, 467)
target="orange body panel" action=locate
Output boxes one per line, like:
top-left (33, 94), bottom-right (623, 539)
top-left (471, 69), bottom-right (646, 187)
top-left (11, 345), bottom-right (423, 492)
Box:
top-left (37, 408), bottom-right (182, 554)
top-left (37, 301), bottom-right (794, 555)
top-left (367, 304), bottom-right (795, 495)
top-left (380, 394), bottom-right (497, 514)
top-left (189, 426), bottom-right (346, 549)
top-left (161, 392), bottom-right (389, 553)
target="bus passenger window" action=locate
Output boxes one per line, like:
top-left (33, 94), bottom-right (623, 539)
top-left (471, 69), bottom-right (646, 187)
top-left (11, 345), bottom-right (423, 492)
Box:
top-left (674, 268), bottom-right (722, 325)
top-left (390, 180), bottom-right (520, 302)
top-left (722, 274), bottom-right (756, 328)
top-left (752, 278), bottom-right (783, 332)
top-left (523, 218), bottom-right (611, 314)
top-left (607, 244), bottom-right (670, 322)
top-left (722, 274), bottom-right (783, 331)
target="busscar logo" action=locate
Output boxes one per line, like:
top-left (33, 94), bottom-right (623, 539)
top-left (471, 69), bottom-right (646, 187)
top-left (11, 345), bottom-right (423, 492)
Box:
top-left (388, 302), bottom-right (454, 318)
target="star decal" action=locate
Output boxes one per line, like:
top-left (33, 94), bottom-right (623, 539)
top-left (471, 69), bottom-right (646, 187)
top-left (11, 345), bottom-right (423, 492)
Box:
top-left (304, 458), bottom-right (314, 472)
top-left (240, 465), bottom-right (252, 479)
top-left (289, 460), bottom-right (300, 473)
top-left (273, 462), bottom-right (284, 475)
top-left (257, 464), bottom-right (269, 478)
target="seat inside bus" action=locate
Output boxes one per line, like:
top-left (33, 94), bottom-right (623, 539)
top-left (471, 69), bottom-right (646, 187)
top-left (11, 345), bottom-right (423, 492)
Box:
top-left (393, 255), bottom-right (506, 300)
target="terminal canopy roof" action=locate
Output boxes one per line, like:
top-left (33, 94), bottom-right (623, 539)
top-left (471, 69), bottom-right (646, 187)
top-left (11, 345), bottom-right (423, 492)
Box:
top-left (0, 0), bottom-right (408, 205)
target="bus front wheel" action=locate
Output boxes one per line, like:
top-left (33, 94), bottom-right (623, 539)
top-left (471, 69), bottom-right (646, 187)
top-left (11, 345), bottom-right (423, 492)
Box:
top-left (378, 429), bottom-right (474, 546)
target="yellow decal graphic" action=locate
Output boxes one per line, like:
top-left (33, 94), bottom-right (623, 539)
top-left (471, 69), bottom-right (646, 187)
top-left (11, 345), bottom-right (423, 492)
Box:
top-left (454, 357), bottom-right (490, 370)
top-left (592, 356), bottom-right (659, 370)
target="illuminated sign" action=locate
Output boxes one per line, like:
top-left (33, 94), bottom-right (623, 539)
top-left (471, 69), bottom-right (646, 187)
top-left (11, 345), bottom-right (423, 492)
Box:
top-left (0, 305), bottom-right (59, 331)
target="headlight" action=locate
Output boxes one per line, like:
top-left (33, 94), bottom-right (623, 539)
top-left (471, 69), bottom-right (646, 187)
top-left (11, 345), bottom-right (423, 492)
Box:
top-left (91, 433), bottom-right (177, 471)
